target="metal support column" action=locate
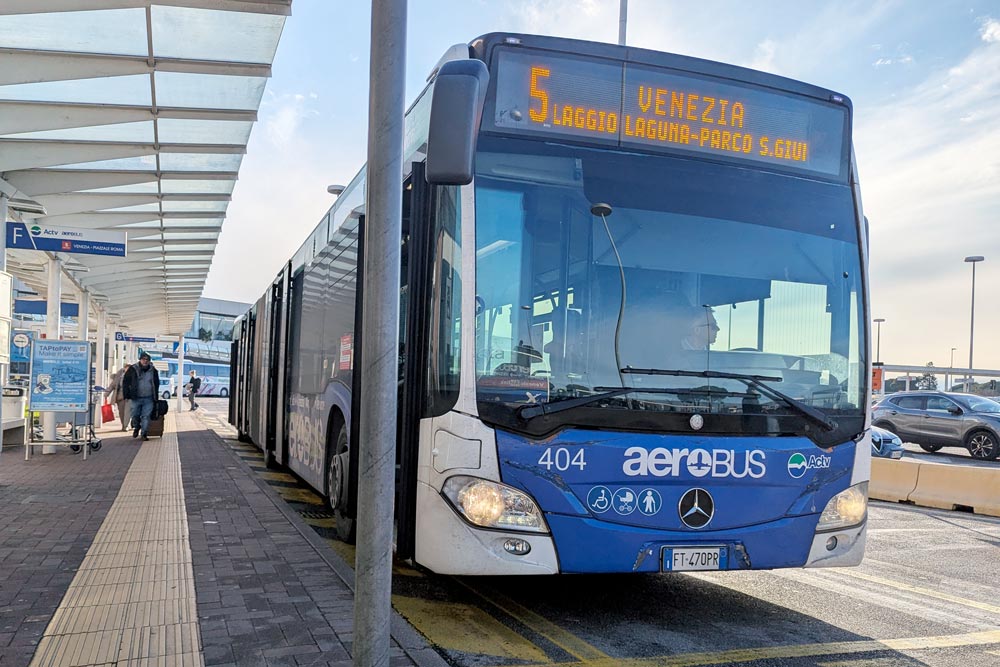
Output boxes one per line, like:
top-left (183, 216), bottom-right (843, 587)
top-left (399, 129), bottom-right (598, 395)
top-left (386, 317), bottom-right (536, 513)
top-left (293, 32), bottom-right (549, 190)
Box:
top-left (95, 307), bottom-right (107, 427)
top-left (353, 0), bottom-right (406, 664)
top-left (618, 0), bottom-right (628, 45)
top-left (79, 290), bottom-right (90, 344)
top-left (78, 288), bottom-right (91, 430)
top-left (175, 334), bottom-right (186, 414)
top-left (0, 193), bottom-right (7, 440)
top-left (43, 256), bottom-right (62, 453)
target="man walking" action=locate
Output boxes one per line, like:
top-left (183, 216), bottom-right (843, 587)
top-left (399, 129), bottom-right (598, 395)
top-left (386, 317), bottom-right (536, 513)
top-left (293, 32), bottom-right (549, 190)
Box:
top-left (123, 353), bottom-right (160, 441)
top-left (186, 370), bottom-right (201, 411)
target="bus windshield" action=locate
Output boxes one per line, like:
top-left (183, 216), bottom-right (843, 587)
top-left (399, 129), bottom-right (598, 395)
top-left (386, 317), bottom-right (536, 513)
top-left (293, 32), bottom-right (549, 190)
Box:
top-left (474, 135), bottom-right (865, 437)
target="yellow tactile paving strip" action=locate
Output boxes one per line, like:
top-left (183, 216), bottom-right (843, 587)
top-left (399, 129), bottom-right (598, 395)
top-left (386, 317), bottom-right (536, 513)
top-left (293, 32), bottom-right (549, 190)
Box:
top-left (30, 415), bottom-right (204, 667)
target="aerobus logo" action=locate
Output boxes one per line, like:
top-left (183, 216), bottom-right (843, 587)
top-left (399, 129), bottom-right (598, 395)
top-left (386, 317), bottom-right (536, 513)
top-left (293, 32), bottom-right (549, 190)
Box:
top-left (787, 452), bottom-right (832, 479)
top-left (622, 447), bottom-right (766, 479)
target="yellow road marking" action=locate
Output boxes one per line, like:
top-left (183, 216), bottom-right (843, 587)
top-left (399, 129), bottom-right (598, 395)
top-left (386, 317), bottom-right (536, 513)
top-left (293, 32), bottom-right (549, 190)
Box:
top-left (302, 516), bottom-right (337, 529)
top-left (836, 569), bottom-right (1000, 616)
top-left (259, 471), bottom-right (297, 483)
top-left (392, 595), bottom-right (550, 662)
top-left (457, 581), bottom-right (610, 662)
top-left (514, 629), bottom-right (1000, 667)
top-left (818, 659), bottom-right (903, 667)
top-left (320, 537), bottom-right (421, 577)
top-left (276, 487), bottom-right (324, 505)
top-left (323, 537), bottom-right (356, 566)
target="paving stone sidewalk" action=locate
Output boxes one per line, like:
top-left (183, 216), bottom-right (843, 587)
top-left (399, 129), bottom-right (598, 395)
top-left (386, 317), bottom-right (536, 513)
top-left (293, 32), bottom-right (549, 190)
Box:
top-left (176, 412), bottom-right (441, 667)
top-left (0, 431), bottom-right (142, 667)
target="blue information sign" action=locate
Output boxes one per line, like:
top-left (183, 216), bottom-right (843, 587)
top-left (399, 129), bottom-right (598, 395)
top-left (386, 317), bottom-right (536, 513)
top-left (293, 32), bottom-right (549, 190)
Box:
top-left (29, 340), bottom-right (91, 412)
top-left (115, 331), bottom-right (155, 343)
top-left (11, 330), bottom-right (32, 364)
top-left (7, 221), bottom-right (127, 257)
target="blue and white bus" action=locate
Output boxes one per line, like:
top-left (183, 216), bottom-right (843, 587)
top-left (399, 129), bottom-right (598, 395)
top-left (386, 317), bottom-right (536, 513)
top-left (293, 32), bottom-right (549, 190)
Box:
top-left (165, 359), bottom-right (231, 397)
top-left (231, 33), bottom-right (871, 575)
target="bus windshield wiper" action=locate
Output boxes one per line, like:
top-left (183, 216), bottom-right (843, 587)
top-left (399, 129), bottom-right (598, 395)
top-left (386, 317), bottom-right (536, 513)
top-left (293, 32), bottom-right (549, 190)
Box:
top-left (516, 386), bottom-right (748, 421)
top-left (620, 367), bottom-right (837, 432)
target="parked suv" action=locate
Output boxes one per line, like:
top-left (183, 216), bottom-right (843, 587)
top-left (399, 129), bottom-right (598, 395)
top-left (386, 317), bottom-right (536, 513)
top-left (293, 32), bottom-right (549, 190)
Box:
top-left (872, 392), bottom-right (1000, 460)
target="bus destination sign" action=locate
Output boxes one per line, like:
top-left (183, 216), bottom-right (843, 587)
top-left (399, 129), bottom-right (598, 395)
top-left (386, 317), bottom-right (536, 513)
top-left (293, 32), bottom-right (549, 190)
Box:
top-left (491, 49), bottom-right (848, 177)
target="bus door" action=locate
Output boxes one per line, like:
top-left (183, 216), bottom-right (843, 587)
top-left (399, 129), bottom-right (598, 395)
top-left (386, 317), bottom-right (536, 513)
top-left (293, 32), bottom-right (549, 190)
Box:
top-left (396, 163), bottom-right (436, 560)
top-left (265, 264), bottom-right (291, 467)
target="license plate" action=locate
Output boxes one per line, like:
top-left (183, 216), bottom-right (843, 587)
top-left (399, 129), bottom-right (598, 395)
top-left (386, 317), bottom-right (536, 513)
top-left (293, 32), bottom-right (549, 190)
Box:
top-left (662, 546), bottom-right (727, 572)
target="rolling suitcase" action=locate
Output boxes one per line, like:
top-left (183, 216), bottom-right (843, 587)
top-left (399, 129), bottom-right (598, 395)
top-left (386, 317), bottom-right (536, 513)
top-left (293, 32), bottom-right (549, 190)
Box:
top-left (146, 399), bottom-right (169, 438)
top-left (146, 416), bottom-right (165, 438)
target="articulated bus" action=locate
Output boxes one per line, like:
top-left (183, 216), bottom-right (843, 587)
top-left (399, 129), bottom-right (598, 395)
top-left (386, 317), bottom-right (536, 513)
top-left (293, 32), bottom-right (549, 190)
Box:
top-left (231, 33), bottom-right (871, 575)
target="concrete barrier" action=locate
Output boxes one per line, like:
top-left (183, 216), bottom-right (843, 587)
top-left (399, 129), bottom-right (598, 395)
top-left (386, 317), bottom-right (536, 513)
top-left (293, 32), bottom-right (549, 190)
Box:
top-left (869, 457), bottom-right (921, 503)
top-left (908, 462), bottom-right (1000, 518)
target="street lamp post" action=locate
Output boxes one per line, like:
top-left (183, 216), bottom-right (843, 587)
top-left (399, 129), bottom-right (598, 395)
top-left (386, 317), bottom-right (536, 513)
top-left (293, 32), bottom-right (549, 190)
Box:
top-left (964, 256), bottom-right (984, 388)
top-left (949, 347), bottom-right (956, 391)
top-left (873, 318), bottom-right (885, 363)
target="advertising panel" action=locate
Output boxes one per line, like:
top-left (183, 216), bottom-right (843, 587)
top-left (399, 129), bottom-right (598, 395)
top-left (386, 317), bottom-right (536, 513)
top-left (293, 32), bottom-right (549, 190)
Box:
top-left (29, 340), bottom-right (91, 412)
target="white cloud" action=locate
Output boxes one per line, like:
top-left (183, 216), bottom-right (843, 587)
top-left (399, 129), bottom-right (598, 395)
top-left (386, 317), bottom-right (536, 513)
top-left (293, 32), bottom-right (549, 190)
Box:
top-left (873, 54), bottom-right (913, 67)
top-left (857, 38), bottom-right (1000, 365)
top-left (980, 17), bottom-right (1000, 42)
top-left (261, 91), bottom-right (318, 148)
top-left (750, 40), bottom-right (777, 73)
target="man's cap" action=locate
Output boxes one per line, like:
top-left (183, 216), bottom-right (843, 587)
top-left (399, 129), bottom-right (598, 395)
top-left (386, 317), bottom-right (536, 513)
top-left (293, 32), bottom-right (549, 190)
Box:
top-left (139, 352), bottom-right (151, 360)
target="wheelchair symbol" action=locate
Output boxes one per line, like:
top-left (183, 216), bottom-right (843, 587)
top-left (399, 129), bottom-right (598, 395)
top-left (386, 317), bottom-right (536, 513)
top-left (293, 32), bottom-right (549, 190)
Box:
top-left (587, 486), bottom-right (612, 514)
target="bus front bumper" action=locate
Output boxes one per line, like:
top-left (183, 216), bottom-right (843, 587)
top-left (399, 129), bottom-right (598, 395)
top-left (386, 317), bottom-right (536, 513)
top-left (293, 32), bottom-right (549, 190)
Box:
top-left (544, 512), bottom-right (866, 573)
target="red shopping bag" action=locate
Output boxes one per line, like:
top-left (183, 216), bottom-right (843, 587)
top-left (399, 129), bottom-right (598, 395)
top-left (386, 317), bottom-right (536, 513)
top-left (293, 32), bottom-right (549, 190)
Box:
top-left (101, 402), bottom-right (115, 422)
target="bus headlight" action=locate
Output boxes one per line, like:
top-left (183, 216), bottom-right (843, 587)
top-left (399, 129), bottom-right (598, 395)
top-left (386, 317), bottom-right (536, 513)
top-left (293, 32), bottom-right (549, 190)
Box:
top-left (817, 482), bottom-right (868, 532)
top-left (442, 476), bottom-right (549, 533)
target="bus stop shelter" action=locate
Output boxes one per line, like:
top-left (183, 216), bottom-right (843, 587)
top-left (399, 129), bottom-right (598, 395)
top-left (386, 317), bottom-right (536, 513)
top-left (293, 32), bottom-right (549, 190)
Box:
top-left (0, 0), bottom-right (288, 352)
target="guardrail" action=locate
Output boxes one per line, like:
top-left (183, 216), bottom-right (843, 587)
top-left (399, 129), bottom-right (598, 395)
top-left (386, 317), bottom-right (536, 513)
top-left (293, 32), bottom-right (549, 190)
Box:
top-left (870, 457), bottom-right (1000, 518)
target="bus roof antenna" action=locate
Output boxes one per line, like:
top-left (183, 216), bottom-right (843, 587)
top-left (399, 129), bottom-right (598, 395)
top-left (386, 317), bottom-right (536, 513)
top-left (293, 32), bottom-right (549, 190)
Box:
top-left (590, 203), bottom-right (613, 217)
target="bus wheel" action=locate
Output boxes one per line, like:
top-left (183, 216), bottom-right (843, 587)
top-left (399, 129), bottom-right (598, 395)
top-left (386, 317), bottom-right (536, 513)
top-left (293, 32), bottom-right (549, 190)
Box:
top-left (220, 388), bottom-right (229, 398)
top-left (327, 423), bottom-right (356, 543)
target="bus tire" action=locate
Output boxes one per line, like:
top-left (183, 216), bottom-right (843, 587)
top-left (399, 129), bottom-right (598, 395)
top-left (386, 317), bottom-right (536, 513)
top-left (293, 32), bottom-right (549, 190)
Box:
top-left (327, 421), bottom-right (356, 543)
top-left (220, 388), bottom-right (229, 398)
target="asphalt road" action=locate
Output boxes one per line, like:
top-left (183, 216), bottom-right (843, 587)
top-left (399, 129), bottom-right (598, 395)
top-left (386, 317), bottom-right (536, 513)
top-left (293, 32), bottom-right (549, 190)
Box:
top-left (197, 398), bottom-right (1000, 667)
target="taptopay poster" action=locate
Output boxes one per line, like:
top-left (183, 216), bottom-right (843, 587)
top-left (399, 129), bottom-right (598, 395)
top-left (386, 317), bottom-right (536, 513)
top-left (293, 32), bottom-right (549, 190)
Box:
top-left (29, 340), bottom-right (91, 412)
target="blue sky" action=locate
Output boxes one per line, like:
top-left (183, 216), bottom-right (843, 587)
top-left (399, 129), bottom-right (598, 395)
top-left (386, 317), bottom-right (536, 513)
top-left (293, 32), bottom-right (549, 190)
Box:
top-left (203, 0), bottom-right (1000, 370)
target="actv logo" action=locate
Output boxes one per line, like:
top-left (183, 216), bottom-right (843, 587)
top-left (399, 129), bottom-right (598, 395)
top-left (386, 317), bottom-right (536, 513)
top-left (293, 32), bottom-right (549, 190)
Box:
top-left (622, 447), bottom-right (766, 479)
top-left (787, 452), bottom-right (832, 478)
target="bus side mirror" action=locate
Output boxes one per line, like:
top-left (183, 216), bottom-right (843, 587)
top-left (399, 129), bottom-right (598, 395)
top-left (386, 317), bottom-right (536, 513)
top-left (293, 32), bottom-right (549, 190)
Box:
top-left (425, 59), bottom-right (489, 185)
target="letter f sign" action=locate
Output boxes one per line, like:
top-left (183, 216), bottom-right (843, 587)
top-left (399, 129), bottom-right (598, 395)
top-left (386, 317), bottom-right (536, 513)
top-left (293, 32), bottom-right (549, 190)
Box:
top-left (11, 224), bottom-right (24, 247)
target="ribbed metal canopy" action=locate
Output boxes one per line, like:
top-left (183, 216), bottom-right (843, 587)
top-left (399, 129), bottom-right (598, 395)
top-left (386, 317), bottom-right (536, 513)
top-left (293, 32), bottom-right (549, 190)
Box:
top-left (0, 0), bottom-right (289, 334)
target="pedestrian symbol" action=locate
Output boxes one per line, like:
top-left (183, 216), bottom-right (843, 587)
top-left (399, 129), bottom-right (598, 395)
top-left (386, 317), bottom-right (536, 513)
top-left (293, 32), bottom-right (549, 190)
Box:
top-left (613, 487), bottom-right (637, 515)
top-left (587, 486), bottom-right (612, 514)
top-left (638, 488), bottom-right (662, 516)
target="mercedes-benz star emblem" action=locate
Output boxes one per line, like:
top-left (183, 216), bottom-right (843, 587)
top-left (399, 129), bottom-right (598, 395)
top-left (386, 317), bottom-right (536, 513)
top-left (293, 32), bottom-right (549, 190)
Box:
top-left (689, 414), bottom-right (704, 430)
top-left (678, 488), bottom-right (715, 529)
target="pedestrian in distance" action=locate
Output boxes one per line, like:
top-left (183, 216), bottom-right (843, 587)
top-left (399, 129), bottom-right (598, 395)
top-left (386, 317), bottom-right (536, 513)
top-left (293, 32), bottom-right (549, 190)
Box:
top-left (104, 363), bottom-right (132, 431)
top-left (185, 370), bottom-right (201, 411)
top-left (122, 353), bottom-right (160, 441)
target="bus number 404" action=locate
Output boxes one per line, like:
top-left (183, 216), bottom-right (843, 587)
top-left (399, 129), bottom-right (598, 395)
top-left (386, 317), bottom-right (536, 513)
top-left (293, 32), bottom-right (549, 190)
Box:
top-left (538, 447), bottom-right (587, 471)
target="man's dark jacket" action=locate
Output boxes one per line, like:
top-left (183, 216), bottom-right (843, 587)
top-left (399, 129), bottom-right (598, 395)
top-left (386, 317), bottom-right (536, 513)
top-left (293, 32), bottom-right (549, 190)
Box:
top-left (122, 364), bottom-right (160, 401)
